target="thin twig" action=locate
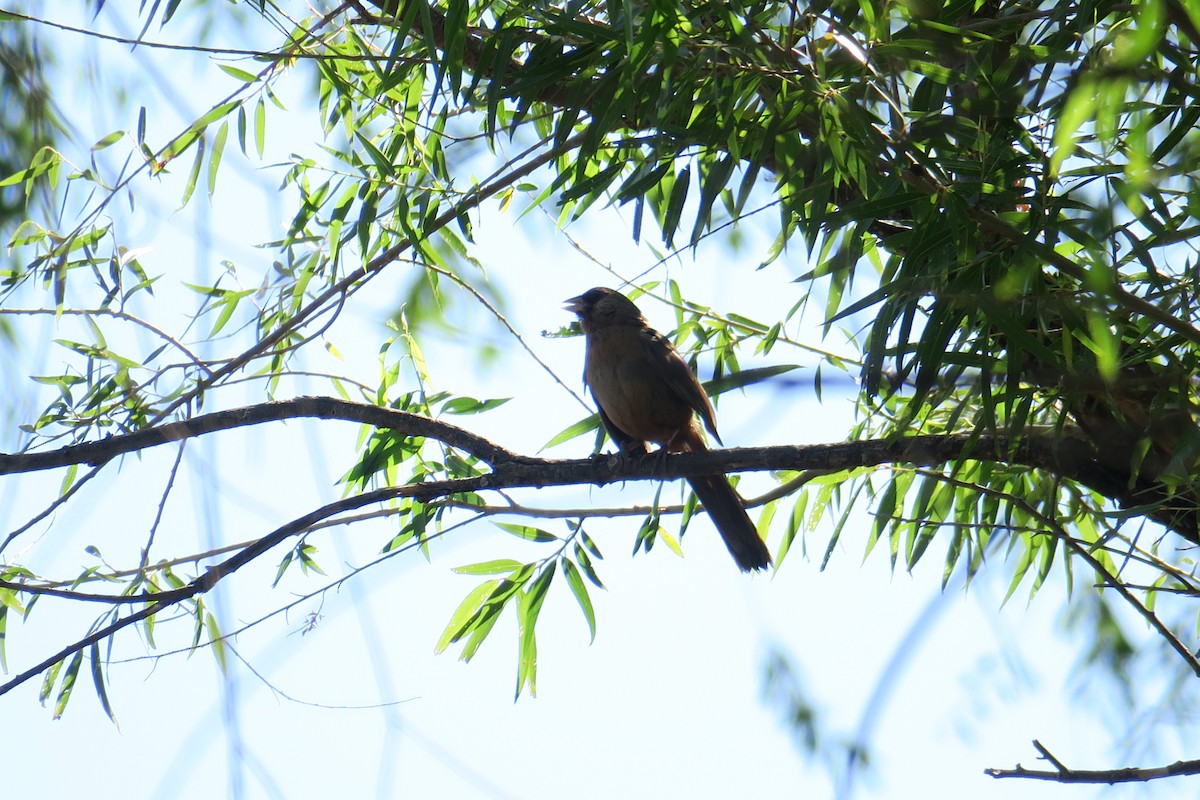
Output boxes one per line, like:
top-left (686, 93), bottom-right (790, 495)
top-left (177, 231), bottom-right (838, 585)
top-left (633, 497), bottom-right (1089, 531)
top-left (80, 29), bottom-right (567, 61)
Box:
top-left (0, 482), bottom-right (462, 696)
top-left (141, 440), bottom-right (187, 569)
top-left (1033, 740), bottom-right (1070, 772)
top-left (0, 307), bottom-right (213, 375)
top-left (0, 466), bottom-right (105, 554)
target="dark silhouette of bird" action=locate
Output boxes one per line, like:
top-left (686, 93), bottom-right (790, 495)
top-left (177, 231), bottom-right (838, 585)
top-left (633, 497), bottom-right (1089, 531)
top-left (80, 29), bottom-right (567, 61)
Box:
top-left (565, 287), bottom-right (771, 572)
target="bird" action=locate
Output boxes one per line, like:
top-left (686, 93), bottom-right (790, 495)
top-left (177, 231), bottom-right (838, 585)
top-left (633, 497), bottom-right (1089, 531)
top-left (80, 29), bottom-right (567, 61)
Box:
top-left (564, 287), bottom-right (772, 572)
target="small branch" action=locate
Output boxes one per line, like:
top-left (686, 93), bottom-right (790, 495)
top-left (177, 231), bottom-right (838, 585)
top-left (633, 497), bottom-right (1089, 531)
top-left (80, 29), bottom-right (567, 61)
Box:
top-left (0, 396), bottom-right (522, 475)
top-left (0, 580), bottom-right (148, 604)
top-left (0, 482), bottom-right (415, 697)
top-left (0, 307), bottom-right (213, 375)
top-left (429, 468), bottom-right (835, 519)
top-left (141, 440), bottom-right (187, 569)
top-left (1, 465), bottom-right (105, 552)
top-left (986, 740), bottom-right (1200, 783)
top-left (6, 7), bottom-right (367, 61)
top-left (143, 130), bottom-right (586, 428)
top-left (1032, 740), bottom-right (1070, 772)
top-left (4, 397), bottom-right (1197, 697)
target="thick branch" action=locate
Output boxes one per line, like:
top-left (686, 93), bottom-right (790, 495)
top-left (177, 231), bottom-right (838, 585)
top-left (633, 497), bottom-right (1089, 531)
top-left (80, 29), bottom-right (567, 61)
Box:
top-left (2, 396), bottom-right (1187, 540)
top-left (0, 397), bottom-right (1085, 485)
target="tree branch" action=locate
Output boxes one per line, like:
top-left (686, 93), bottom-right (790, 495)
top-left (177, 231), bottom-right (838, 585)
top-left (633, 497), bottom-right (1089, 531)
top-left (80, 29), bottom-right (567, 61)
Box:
top-left (0, 482), bottom-right (414, 697)
top-left (0, 396), bottom-right (522, 474)
top-left (2, 395), bottom-right (1193, 698)
top-left (986, 740), bottom-right (1200, 783)
top-left (3, 395), bottom-right (1188, 541)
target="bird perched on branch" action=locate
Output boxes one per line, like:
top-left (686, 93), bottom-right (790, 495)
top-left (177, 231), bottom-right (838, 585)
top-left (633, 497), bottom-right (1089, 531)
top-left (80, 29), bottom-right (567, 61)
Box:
top-left (565, 287), bottom-right (772, 572)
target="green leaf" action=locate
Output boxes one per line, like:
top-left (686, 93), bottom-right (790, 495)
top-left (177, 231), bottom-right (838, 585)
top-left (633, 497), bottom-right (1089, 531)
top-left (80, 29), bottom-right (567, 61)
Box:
top-left (441, 396), bottom-right (511, 415)
top-left (272, 548), bottom-right (295, 587)
top-left (219, 64), bottom-right (260, 83)
top-left (91, 130), bottom-right (125, 151)
top-left (573, 541), bottom-right (606, 589)
top-left (207, 120), bottom-right (229, 196)
top-left (657, 527), bottom-right (685, 558)
top-left (661, 165), bottom-right (691, 246)
top-left (206, 612), bottom-right (227, 673)
top-left (690, 155), bottom-right (736, 246)
top-left (868, 477), bottom-right (898, 560)
top-left (515, 566), bottom-right (554, 699)
top-left (775, 491), bottom-right (808, 569)
top-left (435, 579), bottom-right (501, 654)
top-left (1083, 315), bottom-right (1119, 382)
top-left (0, 146), bottom-right (61, 188)
top-left (208, 288), bottom-right (255, 336)
top-left (453, 559), bottom-right (525, 575)
top-left (355, 132), bottom-right (396, 178)
top-left (495, 522), bottom-right (558, 542)
top-left (561, 559), bottom-right (597, 643)
top-left (544, 414), bottom-right (602, 448)
top-left (53, 651), bottom-right (84, 719)
top-left (253, 96), bottom-right (267, 158)
top-left (181, 135), bottom-right (205, 207)
top-left (1050, 78), bottom-right (1097, 177)
top-left (459, 603), bottom-right (504, 662)
top-left (704, 364), bottom-right (801, 397)
top-left (40, 655), bottom-right (63, 705)
top-left (192, 100), bottom-right (240, 133)
top-left (90, 642), bottom-right (118, 725)
top-left (60, 461), bottom-right (82, 498)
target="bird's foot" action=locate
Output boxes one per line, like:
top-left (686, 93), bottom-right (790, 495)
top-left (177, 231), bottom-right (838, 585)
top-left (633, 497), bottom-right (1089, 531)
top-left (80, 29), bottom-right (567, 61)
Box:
top-left (649, 445), bottom-right (673, 479)
top-left (600, 443), bottom-right (651, 475)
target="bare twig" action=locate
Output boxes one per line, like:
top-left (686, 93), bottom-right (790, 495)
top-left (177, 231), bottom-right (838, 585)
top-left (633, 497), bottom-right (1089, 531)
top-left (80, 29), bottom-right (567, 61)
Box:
top-left (0, 307), bottom-right (213, 375)
top-left (1, 466), bottom-right (105, 553)
top-left (4, 6), bottom-right (373, 60)
top-left (143, 131), bottom-right (589, 429)
top-left (986, 740), bottom-right (1200, 783)
top-left (0, 482), bottom-right (433, 696)
top-left (140, 440), bottom-right (187, 569)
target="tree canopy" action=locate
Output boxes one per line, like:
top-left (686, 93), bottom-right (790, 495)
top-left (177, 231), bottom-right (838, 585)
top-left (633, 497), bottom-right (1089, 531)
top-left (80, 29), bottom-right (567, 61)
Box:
top-left (3, 0), bottom-right (1200, 790)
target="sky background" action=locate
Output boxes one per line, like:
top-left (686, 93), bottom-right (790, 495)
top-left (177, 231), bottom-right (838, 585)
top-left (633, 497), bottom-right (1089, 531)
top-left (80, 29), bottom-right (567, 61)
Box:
top-left (1, 4), bottom-right (1196, 799)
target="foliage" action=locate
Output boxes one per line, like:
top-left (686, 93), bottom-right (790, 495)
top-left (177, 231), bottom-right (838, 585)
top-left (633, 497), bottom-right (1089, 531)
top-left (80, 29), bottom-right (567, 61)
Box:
top-left (0, 4), bottom-right (1199, 775)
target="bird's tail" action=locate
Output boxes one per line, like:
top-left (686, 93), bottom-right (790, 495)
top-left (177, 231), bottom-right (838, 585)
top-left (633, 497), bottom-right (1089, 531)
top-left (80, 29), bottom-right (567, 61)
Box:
top-left (687, 474), bottom-right (772, 572)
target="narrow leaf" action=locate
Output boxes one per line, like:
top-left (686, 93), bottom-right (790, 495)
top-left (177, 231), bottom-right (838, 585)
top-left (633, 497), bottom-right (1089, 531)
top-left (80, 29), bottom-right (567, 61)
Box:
top-left (561, 559), bottom-right (597, 643)
top-left (435, 579), bottom-right (500, 654)
top-left (90, 642), bottom-right (118, 725)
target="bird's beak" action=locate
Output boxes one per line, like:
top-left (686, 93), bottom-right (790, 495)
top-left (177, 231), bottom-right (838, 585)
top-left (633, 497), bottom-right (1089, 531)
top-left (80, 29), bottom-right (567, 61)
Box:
top-left (563, 295), bottom-right (586, 314)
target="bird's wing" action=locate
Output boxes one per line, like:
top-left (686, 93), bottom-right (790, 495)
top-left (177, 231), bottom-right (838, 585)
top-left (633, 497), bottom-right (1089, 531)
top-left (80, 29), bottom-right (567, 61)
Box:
top-left (639, 326), bottom-right (721, 444)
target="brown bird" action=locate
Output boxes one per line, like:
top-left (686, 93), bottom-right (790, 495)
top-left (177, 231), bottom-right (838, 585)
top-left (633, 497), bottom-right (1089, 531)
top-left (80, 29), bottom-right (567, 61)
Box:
top-left (565, 287), bottom-right (772, 572)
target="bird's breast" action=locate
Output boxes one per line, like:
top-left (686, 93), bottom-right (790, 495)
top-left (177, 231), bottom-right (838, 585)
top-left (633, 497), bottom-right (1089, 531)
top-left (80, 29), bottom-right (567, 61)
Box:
top-left (584, 326), bottom-right (697, 448)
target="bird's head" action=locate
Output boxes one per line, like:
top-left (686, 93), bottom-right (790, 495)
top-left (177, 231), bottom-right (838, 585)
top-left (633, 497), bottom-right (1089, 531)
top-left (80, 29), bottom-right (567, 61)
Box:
top-left (564, 287), bottom-right (645, 330)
